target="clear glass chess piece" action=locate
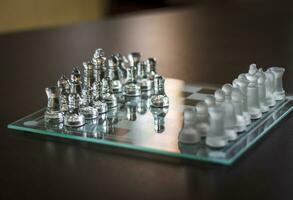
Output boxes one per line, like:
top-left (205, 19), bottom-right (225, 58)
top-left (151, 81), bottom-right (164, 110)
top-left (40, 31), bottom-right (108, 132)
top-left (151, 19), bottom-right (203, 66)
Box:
top-left (80, 86), bottom-right (98, 119)
top-left (82, 61), bottom-right (96, 88)
top-left (64, 83), bottom-right (85, 127)
top-left (92, 48), bottom-right (107, 79)
top-left (123, 66), bottom-right (141, 96)
top-left (102, 77), bottom-right (118, 108)
top-left (150, 106), bottom-right (169, 133)
top-left (137, 91), bottom-right (151, 114)
top-left (44, 86), bottom-right (63, 124)
top-left (107, 55), bottom-right (123, 93)
top-left (144, 57), bottom-right (157, 82)
top-left (114, 53), bottom-right (127, 83)
top-left (70, 67), bottom-right (82, 95)
top-left (150, 75), bottom-right (169, 107)
top-left (57, 75), bottom-right (70, 112)
top-left (92, 81), bottom-right (108, 114)
top-left (124, 96), bottom-right (140, 121)
top-left (138, 61), bottom-right (152, 91)
top-left (128, 52), bottom-right (141, 69)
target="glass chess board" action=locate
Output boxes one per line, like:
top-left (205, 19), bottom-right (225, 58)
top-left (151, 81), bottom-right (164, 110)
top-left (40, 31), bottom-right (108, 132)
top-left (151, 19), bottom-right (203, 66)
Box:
top-left (8, 79), bottom-right (293, 165)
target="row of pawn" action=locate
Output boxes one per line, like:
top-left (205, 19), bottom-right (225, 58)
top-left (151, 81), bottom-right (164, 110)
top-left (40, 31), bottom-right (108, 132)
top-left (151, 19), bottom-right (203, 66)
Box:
top-left (44, 49), bottom-right (169, 127)
top-left (179, 64), bottom-right (286, 148)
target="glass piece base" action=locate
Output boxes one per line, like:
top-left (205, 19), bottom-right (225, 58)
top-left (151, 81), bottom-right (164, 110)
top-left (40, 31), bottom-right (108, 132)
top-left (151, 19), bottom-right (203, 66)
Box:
top-left (8, 79), bottom-right (293, 165)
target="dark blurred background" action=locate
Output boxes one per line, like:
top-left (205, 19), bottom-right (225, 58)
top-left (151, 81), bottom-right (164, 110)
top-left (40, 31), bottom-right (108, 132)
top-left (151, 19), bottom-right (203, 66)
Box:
top-left (0, 0), bottom-right (277, 34)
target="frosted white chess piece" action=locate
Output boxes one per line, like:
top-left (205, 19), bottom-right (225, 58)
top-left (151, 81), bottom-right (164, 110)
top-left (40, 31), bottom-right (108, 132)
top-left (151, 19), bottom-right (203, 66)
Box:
top-left (178, 108), bottom-right (201, 144)
top-left (231, 88), bottom-right (247, 132)
top-left (245, 69), bottom-right (262, 119)
top-left (248, 63), bottom-right (258, 75)
top-left (205, 105), bottom-right (228, 148)
top-left (246, 82), bottom-right (262, 119)
top-left (195, 102), bottom-right (209, 137)
top-left (215, 87), bottom-right (237, 141)
top-left (264, 69), bottom-right (276, 107)
top-left (256, 69), bottom-right (269, 112)
top-left (233, 77), bottom-right (251, 126)
top-left (269, 67), bottom-right (285, 101)
top-left (204, 95), bottom-right (216, 107)
top-left (214, 89), bottom-right (225, 105)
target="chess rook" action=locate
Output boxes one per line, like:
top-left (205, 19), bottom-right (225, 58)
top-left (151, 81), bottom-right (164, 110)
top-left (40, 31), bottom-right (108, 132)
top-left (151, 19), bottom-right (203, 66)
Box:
top-left (206, 105), bottom-right (227, 148)
top-left (44, 87), bottom-right (63, 124)
top-left (179, 108), bottom-right (201, 144)
top-left (270, 67), bottom-right (285, 101)
top-left (264, 69), bottom-right (276, 107)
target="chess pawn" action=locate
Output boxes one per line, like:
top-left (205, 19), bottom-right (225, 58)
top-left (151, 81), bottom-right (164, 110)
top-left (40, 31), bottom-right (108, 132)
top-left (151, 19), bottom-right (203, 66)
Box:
top-left (92, 81), bottom-right (108, 114)
top-left (70, 67), bottom-right (82, 95)
top-left (80, 86), bottom-right (98, 119)
top-left (264, 69), bottom-right (276, 107)
top-left (107, 55), bottom-right (123, 93)
top-left (150, 75), bottom-right (169, 107)
top-left (222, 84), bottom-right (233, 101)
top-left (205, 105), bottom-right (228, 148)
top-left (101, 78), bottom-right (118, 108)
top-left (123, 66), bottom-right (141, 96)
top-left (178, 108), bottom-right (201, 144)
top-left (231, 88), bottom-right (246, 132)
top-left (195, 102), bottom-right (209, 137)
top-left (64, 83), bottom-right (85, 127)
top-left (248, 63), bottom-right (258, 75)
top-left (247, 82), bottom-right (262, 119)
top-left (57, 75), bottom-right (70, 112)
top-left (138, 61), bottom-right (152, 91)
top-left (44, 86), bottom-right (63, 123)
top-left (214, 89), bottom-right (225, 105)
top-left (150, 106), bottom-right (169, 133)
top-left (256, 69), bottom-right (269, 112)
top-left (82, 61), bottom-right (96, 88)
top-left (215, 86), bottom-right (237, 141)
top-left (92, 48), bottom-right (107, 79)
top-left (204, 95), bottom-right (216, 107)
top-left (233, 78), bottom-right (251, 125)
top-left (269, 67), bottom-right (285, 101)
